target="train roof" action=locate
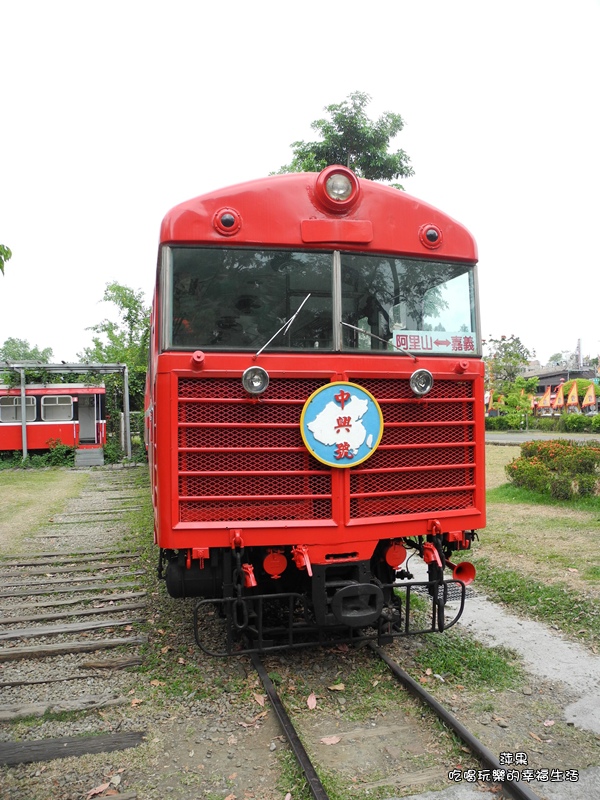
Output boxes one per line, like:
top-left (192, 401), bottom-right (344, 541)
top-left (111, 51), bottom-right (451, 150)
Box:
top-left (159, 168), bottom-right (477, 263)
top-left (0, 383), bottom-right (105, 396)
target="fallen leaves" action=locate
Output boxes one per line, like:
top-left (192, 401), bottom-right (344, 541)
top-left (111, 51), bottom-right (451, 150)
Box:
top-left (327, 683), bottom-right (345, 692)
top-left (307, 692), bottom-right (317, 710)
top-left (320, 735), bottom-right (341, 745)
top-left (238, 710), bottom-right (268, 728)
top-left (87, 784), bottom-right (110, 799)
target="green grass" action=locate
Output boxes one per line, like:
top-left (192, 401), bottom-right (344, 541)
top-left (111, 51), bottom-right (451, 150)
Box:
top-left (412, 629), bottom-right (523, 689)
top-left (472, 558), bottom-right (600, 649)
top-left (488, 481), bottom-right (600, 511)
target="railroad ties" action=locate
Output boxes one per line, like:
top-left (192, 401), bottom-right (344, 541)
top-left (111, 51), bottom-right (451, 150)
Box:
top-left (0, 467), bottom-right (148, 769)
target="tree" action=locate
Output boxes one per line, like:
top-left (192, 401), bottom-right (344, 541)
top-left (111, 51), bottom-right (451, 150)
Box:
top-left (0, 244), bottom-right (12, 275)
top-left (78, 282), bottom-right (150, 411)
top-left (277, 91), bottom-right (414, 188)
top-left (0, 337), bottom-right (53, 363)
top-left (484, 334), bottom-right (532, 395)
top-left (0, 338), bottom-right (54, 387)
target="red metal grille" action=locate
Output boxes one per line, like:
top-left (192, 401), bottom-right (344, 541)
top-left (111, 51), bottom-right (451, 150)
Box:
top-left (177, 375), bottom-right (477, 525)
top-left (178, 378), bottom-right (332, 522)
top-left (347, 378), bottom-right (476, 518)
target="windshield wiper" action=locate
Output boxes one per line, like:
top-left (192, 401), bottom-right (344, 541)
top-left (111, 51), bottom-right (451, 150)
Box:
top-left (254, 293), bottom-right (312, 358)
top-left (341, 321), bottom-right (417, 361)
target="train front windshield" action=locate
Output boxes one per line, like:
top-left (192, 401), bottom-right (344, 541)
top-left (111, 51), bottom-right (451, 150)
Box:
top-left (165, 247), bottom-right (479, 356)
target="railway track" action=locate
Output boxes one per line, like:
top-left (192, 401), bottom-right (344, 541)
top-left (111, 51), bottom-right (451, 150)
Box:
top-left (249, 645), bottom-right (544, 800)
top-left (0, 468), bottom-right (148, 771)
top-left (0, 468), bottom-right (577, 799)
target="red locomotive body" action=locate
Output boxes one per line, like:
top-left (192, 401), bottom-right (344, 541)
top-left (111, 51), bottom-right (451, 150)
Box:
top-left (147, 166), bottom-right (485, 652)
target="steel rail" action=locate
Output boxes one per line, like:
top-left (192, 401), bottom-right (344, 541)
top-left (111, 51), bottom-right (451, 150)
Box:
top-left (250, 652), bottom-right (329, 800)
top-left (370, 643), bottom-right (543, 800)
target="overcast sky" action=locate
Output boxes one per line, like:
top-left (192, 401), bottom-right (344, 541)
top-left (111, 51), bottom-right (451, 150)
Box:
top-left (1, 0), bottom-right (599, 366)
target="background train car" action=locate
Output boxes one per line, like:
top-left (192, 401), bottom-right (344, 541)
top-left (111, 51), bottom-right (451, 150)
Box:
top-left (146, 165), bottom-right (485, 652)
top-left (0, 383), bottom-right (106, 456)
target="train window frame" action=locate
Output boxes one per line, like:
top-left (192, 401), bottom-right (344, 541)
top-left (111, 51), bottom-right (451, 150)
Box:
top-left (0, 396), bottom-right (36, 423)
top-left (160, 245), bottom-right (480, 357)
top-left (41, 395), bottom-right (74, 422)
top-left (340, 253), bottom-right (479, 355)
top-left (165, 245), bottom-right (335, 353)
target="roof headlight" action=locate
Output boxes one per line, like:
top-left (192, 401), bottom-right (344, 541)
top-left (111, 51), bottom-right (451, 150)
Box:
top-left (314, 165), bottom-right (360, 212)
top-left (326, 173), bottom-right (353, 202)
top-left (409, 369), bottom-right (434, 396)
top-left (242, 366), bottom-right (270, 395)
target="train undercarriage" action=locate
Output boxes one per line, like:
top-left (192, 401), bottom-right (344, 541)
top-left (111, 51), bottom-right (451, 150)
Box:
top-left (158, 533), bottom-right (476, 655)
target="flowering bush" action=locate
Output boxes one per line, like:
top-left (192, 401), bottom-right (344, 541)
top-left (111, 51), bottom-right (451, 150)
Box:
top-left (505, 440), bottom-right (600, 498)
top-left (505, 456), bottom-right (550, 493)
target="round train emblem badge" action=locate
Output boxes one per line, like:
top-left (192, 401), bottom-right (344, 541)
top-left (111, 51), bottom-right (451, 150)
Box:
top-left (300, 382), bottom-right (384, 468)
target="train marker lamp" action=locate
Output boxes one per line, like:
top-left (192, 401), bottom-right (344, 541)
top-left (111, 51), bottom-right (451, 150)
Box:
top-left (409, 368), bottom-right (434, 396)
top-left (242, 366), bottom-right (270, 395)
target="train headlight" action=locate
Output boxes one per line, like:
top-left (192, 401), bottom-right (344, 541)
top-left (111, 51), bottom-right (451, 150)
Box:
top-left (409, 368), bottom-right (434, 396)
top-left (326, 173), bottom-right (353, 201)
top-left (242, 366), bottom-right (270, 395)
top-left (314, 165), bottom-right (360, 212)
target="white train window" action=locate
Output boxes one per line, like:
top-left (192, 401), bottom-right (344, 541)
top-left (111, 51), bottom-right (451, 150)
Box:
top-left (0, 396), bottom-right (36, 422)
top-left (41, 395), bottom-right (73, 421)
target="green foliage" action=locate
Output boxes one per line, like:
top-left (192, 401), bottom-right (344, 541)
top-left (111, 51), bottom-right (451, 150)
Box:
top-left (506, 439), bottom-right (600, 499)
top-left (531, 416), bottom-right (559, 432)
top-left (78, 282), bottom-right (150, 412)
top-left (484, 415), bottom-right (511, 430)
top-left (0, 337), bottom-right (53, 364)
top-left (577, 474), bottom-right (597, 496)
top-left (278, 91), bottom-right (414, 187)
top-left (484, 334), bottom-right (532, 395)
top-left (0, 244), bottom-right (11, 275)
top-left (592, 415), bottom-right (600, 432)
top-left (505, 456), bottom-right (550, 493)
top-left (45, 439), bottom-right (76, 466)
top-left (102, 437), bottom-right (125, 464)
top-left (562, 378), bottom-right (596, 401)
top-left (549, 474), bottom-right (573, 500)
top-left (561, 413), bottom-right (592, 432)
top-left (0, 439), bottom-right (75, 469)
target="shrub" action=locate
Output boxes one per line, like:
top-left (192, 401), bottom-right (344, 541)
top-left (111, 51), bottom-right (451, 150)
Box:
top-left (103, 439), bottom-right (124, 464)
top-left (506, 439), bottom-right (600, 500)
top-left (505, 457), bottom-right (550, 493)
top-left (592, 415), bottom-right (600, 432)
top-left (46, 439), bottom-right (76, 467)
top-left (530, 416), bottom-right (559, 432)
top-left (485, 415), bottom-right (511, 430)
top-left (561, 414), bottom-right (592, 433)
top-left (577, 474), bottom-right (598, 497)
top-left (549, 475), bottom-right (573, 500)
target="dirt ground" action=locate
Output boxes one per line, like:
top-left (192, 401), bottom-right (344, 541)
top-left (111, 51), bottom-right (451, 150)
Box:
top-left (1, 454), bottom-right (600, 800)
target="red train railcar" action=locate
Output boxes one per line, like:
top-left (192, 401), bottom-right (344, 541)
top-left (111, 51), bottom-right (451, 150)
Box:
top-left (0, 383), bottom-right (106, 453)
top-left (146, 165), bottom-right (485, 652)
